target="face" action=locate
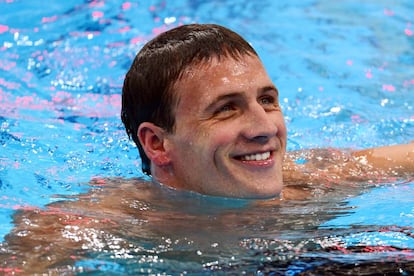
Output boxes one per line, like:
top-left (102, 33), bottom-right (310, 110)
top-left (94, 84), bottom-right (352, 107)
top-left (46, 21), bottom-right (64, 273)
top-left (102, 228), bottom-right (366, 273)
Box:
top-left (162, 54), bottom-right (287, 199)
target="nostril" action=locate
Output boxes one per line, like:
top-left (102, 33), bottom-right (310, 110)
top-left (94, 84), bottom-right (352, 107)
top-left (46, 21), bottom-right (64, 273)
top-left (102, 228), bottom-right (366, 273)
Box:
top-left (251, 135), bottom-right (269, 144)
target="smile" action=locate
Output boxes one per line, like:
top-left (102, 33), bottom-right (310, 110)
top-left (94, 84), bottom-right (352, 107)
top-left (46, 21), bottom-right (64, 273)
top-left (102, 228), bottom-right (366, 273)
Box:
top-left (238, 151), bottom-right (271, 161)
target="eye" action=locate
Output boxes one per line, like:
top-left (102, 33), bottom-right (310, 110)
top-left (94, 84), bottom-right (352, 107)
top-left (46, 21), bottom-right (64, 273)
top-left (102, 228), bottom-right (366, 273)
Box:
top-left (259, 95), bottom-right (279, 111)
top-left (216, 103), bottom-right (235, 114)
top-left (259, 95), bottom-right (277, 105)
top-left (213, 102), bottom-right (238, 119)
top-left (259, 96), bottom-right (274, 105)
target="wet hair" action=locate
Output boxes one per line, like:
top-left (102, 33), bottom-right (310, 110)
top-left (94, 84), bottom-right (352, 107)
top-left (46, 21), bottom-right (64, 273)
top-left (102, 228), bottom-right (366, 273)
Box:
top-left (121, 24), bottom-right (258, 175)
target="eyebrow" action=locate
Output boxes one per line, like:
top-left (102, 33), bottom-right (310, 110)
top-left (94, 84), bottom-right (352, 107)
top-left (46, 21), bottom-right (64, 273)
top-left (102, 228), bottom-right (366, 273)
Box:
top-left (261, 85), bottom-right (279, 96)
top-left (204, 85), bottom-right (279, 113)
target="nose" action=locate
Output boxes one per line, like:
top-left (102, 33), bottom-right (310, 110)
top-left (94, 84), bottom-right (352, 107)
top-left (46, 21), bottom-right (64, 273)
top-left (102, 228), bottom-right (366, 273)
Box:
top-left (241, 104), bottom-right (278, 144)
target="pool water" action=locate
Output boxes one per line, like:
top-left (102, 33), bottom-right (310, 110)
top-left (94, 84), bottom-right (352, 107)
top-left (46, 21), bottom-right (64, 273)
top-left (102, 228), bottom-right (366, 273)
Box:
top-left (1, 0), bottom-right (413, 274)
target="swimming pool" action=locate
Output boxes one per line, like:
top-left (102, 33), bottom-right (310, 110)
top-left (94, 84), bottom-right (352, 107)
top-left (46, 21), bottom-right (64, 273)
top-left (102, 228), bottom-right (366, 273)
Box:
top-left (1, 0), bottom-right (413, 274)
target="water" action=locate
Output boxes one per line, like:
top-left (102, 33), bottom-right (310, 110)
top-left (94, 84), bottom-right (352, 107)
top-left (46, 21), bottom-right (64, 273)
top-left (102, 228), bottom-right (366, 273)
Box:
top-left (1, 0), bottom-right (413, 274)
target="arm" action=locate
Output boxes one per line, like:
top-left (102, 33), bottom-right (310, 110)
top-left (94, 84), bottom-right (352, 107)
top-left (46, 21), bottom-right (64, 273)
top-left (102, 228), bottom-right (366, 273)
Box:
top-left (283, 142), bottom-right (413, 187)
top-left (352, 142), bottom-right (414, 174)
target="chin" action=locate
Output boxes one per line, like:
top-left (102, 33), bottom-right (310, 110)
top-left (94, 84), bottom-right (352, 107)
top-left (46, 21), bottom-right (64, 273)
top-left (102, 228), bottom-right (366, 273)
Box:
top-left (238, 186), bottom-right (282, 199)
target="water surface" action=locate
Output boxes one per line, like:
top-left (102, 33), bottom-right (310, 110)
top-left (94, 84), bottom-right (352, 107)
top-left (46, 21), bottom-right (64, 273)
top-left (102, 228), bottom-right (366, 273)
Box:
top-left (1, 0), bottom-right (413, 274)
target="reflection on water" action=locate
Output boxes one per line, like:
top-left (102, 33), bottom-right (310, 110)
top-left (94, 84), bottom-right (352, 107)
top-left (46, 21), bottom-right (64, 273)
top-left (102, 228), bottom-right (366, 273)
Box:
top-left (1, 178), bottom-right (414, 274)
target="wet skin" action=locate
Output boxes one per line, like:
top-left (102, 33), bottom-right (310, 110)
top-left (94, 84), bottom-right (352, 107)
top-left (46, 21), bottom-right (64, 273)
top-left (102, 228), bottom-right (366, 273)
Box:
top-left (143, 54), bottom-right (287, 198)
top-left (138, 54), bottom-right (414, 199)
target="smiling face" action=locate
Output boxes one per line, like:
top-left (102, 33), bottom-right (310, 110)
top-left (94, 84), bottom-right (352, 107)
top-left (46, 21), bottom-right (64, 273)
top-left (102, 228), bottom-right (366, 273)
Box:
top-left (158, 54), bottom-right (287, 198)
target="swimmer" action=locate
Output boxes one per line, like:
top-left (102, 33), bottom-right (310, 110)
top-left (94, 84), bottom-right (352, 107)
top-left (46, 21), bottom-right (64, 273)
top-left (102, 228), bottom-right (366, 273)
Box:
top-left (1, 23), bottom-right (413, 273)
top-left (121, 23), bottom-right (414, 199)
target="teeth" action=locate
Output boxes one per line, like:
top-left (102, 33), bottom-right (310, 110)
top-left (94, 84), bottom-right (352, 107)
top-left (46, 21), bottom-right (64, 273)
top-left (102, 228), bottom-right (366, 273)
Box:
top-left (240, 151), bottom-right (270, 161)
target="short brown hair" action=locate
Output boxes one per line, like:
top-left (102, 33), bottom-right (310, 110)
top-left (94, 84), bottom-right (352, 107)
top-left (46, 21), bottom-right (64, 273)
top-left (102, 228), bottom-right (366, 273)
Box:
top-left (121, 24), bottom-right (258, 174)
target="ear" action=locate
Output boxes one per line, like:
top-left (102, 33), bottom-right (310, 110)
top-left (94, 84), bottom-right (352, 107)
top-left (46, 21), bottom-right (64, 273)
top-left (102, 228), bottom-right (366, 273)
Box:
top-left (137, 122), bottom-right (171, 167)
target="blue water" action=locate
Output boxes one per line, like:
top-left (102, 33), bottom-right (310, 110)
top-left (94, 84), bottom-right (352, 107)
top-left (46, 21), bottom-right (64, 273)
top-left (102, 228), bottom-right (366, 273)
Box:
top-left (1, 0), bottom-right (413, 274)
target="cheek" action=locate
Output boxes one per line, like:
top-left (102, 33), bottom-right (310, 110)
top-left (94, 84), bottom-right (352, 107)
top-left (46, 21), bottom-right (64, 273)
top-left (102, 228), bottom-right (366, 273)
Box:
top-left (279, 121), bottom-right (287, 137)
top-left (185, 124), bottom-right (236, 155)
top-left (275, 115), bottom-right (287, 136)
top-left (204, 126), bottom-right (239, 152)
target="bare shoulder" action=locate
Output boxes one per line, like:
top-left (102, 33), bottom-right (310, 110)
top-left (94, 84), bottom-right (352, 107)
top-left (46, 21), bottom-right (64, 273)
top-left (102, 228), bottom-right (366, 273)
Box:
top-left (283, 148), bottom-right (355, 181)
top-left (0, 177), bottom-right (156, 273)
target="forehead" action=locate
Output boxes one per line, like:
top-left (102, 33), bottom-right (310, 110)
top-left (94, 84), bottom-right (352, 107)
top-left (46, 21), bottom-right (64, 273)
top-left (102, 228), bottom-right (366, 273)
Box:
top-left (185, 54), bottom-right (261, 80)
top-left (173, 55), bottom-right (270, 104)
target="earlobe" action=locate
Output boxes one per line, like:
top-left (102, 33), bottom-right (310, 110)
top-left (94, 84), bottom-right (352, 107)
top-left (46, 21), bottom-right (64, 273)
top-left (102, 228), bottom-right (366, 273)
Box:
top-left (137, 122), bottom-right (171, 167)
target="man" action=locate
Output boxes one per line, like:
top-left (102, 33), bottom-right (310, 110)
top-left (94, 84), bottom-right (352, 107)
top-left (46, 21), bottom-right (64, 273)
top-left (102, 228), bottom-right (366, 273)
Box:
top-left (121, 23), bottom-right (413, 199)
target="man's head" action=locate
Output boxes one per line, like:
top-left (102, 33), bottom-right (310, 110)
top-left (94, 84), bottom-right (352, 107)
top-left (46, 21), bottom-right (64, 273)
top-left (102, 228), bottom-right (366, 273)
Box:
top-left (122, 24), bottom-right (287, 198)
top-left (122, 24), bottom-right (258, 174)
